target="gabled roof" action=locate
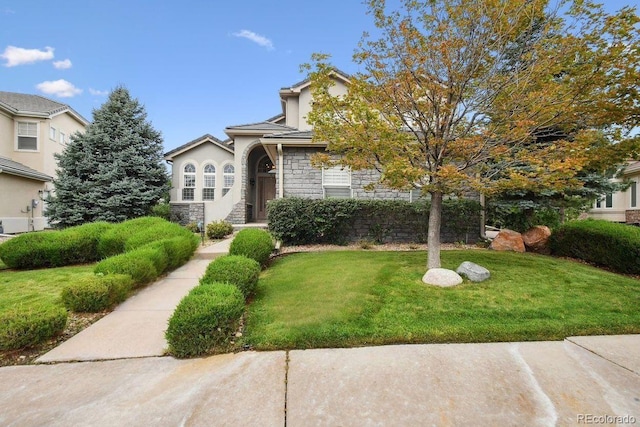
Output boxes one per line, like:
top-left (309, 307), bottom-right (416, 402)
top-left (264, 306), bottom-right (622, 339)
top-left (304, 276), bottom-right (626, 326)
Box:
top-left (0, 156), bottom-right (52, 182)
top-left (262, 130), bottom-right (313, 140)
top-left (225, 121), bottom-right (296, 132)
top-left (0, 91), bottom-right (89, 125)
top-left (279, 68), bottom-right (351, 93)
top-left (164, 134), bottom-right (233, 160)
top-left (624, 160), bottom-right (640, 175)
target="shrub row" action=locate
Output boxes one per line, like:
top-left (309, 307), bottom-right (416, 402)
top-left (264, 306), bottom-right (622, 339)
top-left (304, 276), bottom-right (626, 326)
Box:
top-left (0, 304), bottom-right (68, 350)
top-left (266, 197), bottom-right (482, 245)
top-left (61, 274), bottom-right (133, 312)
top-left (550, 220), bottom-right (640, 275)
top-left (0, 222), bottom-right (113, 269)
top-left (166, 229), bottom-right (273, 358)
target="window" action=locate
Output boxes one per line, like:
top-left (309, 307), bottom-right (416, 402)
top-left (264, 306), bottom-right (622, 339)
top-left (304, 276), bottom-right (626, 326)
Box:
top-left (17, 121), bottom-right (38, 150)
top-left (323, 166), bottom-right (351, 199)
top-left (596, 193), bottom-right (613, 209)
top-left (59, 132), bottom-right (66, 144)
top-left (49, 126), bottom-right (56, 140)
top-left (203, 164), bottom-right (215, 200)
top-left (631, 181), bottom-right (637, 208)
top-left (223, 164), bottom-right (234, 196)
top-left (182, 163), bottom-right (196, 201)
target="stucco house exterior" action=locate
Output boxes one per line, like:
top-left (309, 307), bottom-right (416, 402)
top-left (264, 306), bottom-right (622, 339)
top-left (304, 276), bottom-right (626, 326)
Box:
top-left (589, 161), bottom-right (640, 225)
top-left (0, 92), bottom-right (88, 233)
top-left (165, 71), bottom-right (421, 226)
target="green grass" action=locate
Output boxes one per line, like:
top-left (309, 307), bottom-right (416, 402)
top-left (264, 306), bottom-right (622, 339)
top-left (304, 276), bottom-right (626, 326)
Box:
top-left (244, 251), bottom-right (640, 350)
top-left (0, 265), bottom-right (95, 313)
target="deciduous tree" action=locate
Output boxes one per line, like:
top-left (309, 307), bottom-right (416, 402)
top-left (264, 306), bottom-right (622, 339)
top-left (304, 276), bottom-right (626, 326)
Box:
top-left (306, 0), bottom-right (639, 269)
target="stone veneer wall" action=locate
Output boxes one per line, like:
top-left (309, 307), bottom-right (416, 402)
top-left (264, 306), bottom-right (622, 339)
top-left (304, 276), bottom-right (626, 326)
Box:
top-left (170, 203), bottom-right (204, 226)
top-left (626, 209), bottom-right (640, 224)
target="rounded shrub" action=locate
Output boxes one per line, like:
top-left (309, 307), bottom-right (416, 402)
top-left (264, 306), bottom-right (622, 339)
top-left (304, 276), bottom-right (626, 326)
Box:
top-left (61, 274), bottom-right (133, 312)
top-left (206, 220), bottom-right (234, 239)
top-left (550, 219), bottom-right (640, 274)
top-left (166, 283), bottom-right (245, 358)
top-left (94, 250), bottom-right (158, 287)
top-left (96, 216), bottom-right (169, 258)
top-left (200, 255), bottom-right (260, 299)
top-left (229, 228), bottom-right (274, 266)
top-left (0, 304), bottom-right (67, 350)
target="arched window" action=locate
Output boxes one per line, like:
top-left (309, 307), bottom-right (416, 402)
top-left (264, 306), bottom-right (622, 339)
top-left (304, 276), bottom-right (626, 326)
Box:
top-left (257, 156), bottom-right (274, 174)
top-left (182, 163), bottom-right (196, 201)
top-left (203, 164), bottom-right (216, 200)
top-left (223, 164), bottom-right (235, 196)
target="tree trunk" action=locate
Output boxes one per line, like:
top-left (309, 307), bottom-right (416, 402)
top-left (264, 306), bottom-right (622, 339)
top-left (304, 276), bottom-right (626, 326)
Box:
top-left (427, 191), bottom-right (443, 269)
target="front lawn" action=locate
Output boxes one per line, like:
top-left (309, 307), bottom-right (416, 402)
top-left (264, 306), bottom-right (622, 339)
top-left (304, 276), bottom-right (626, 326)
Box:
top-left (243, 251), bottom-right (640, 350)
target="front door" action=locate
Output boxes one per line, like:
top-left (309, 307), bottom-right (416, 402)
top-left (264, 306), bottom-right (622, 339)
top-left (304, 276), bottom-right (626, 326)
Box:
top-left (257, 176), bottom-right (276, 221)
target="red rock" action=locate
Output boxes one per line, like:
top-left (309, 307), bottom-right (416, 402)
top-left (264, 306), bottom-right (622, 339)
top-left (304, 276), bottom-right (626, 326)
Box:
top-left (522, 225), bottom-right (551, 254)
top-left (489, 229), bottom-right (525, 253)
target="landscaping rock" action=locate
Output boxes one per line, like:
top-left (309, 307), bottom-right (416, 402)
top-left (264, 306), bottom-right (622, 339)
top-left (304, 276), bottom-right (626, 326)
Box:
top-left (422, 268), bottom-right (463, 287)
top-left (522, 225), bottom-right (551, 254)
top-left (456, 261), bottom-right (490, 282)
top-left (489, 229), bottom-right (525, 253)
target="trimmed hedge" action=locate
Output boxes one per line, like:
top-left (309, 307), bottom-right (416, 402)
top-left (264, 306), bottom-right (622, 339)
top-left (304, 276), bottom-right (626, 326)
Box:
top-left (550, 220), bottom-right (640, 274)
top-left (166, 283), bottom-right (245, 358)
top-left (0, 222), bottom-right (113, 269)
top-left (94, 251), bottom-right (159, 287)
top-left (61, 274), bottom-right (133, 312)
top-left (200, 255), bottom-right (261, 299)
top-left (229, 228), bottom-right (275, 266)
top-left (0, 304), bottom-right (68, 350)
top-left (206, 220), bottom-right (234, 239)
top-left (267, 197), bottom-right (482, 245)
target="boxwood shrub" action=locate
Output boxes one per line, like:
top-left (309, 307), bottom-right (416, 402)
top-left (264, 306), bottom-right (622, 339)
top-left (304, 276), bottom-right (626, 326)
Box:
top-left (200, 255), bottom-right (261, 299)
top-left (0, 304), bottom-right (67, 350)
top-left (206, 220), bottom-right (234, 239)
top-left (97, 216), bottom-right (178, 258)
top-left (61, 274), bottom-right (133, 312)
top-left (229, 228), bottom-right (275, 266)
top-left (550, 220), bottom-right (640, 274)
top-left (94, 251), bottom-right (159, 287)
top-left (166, 283), bottom-right (245, 358)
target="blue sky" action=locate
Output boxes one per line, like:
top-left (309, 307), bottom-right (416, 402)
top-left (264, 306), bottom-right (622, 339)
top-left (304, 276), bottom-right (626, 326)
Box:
top-left (1, 0), bottom-right (638, 153)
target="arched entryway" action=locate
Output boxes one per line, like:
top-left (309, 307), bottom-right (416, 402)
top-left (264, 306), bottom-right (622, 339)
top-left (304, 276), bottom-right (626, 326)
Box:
top-left (247, 146), bottom-right (276, 222)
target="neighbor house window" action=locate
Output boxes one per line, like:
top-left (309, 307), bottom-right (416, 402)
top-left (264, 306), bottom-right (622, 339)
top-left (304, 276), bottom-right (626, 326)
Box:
top-left (596, 193), bottom-right (613, 209)
top-left (182, 163), bottom-right (196, 201)
top-left (59, 132), bottom-right (66, 144)
top-left (49, 126), bottom-right (56, 140)
top-left (322, 166), bottom-right (351, 199)
top-left (223, 164), bottom-right (234, 196)
top-left (631, 181), bottom-right (637, 208)
top-left (17, 121), bottom-right (38, 150)
top-left (203, 164), bottom-right (215, 200)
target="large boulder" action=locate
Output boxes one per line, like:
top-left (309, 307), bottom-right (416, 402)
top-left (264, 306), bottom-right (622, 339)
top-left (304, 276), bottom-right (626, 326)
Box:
top-left (422, 268), bottom-right (463, 287)
top-left (522, 225), bottom-right (551, 254)
top-left (489, 229), bottom-right (525, 253)
top-left (456, 261), bottom-right (490, 282)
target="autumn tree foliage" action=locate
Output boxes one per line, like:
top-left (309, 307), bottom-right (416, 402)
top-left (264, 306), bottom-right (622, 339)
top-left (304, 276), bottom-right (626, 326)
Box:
top-left (305, 0), bottom-right (640, 269)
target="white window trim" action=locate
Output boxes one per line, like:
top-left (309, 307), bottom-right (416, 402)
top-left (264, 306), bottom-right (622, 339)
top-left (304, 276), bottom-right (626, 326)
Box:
top-left (222, 163), bottom-right (235, 194)
top-left (49, 125), bottom-right (56, 141)
top-left (322, 166), bottom-right (352, 199)
top-left (182, 162), bottom-right (197, 201)
top-left (59, 131), bottom-right (66, 145)
top-left (203, 163), bottom-right (216, 201)
top-left (15, 121), bottom-right (39, 152)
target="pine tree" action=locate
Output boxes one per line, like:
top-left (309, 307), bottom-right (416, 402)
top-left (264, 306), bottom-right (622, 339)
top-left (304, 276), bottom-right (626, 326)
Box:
top-left (47, 87), bottom-right (169, 227)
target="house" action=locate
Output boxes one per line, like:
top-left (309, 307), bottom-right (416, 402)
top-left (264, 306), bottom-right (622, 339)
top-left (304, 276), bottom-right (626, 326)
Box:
top-left (0, 92), bottom-right (88, 233)
top-left (589, 161), bottom-right (640, 224)
top-left (164, 71), bottom-right (417, 226)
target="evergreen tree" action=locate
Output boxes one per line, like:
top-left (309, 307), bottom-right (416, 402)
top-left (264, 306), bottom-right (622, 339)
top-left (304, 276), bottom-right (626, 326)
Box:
top-left (47, 87), bottom-right (169, 227)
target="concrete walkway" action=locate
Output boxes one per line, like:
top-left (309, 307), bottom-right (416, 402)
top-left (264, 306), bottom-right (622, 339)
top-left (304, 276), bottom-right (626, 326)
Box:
top-left (36, 238), bottom-right (233, 363)
top-left (1, 336), bottom-right (638, 426)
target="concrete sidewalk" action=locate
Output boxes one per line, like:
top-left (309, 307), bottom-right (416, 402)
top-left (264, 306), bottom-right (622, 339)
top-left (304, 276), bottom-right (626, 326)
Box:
top-left (36, 238), bottom-right (233, 363)
top-left (1, 336), bottom-right (639, 426)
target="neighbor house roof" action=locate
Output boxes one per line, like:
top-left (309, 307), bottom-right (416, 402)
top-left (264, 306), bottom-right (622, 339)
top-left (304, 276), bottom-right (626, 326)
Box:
top-left (279, 68), bottom-right (351, 92)
top-left (0, 156), bottom-right (52, 181)
top-left (261, 130), bottom-right (313, 140)
top-left (225, 121), bottom-right (296, 132)
top-left (0, 91), bottom-right (89, 125)
top-left (624, 161), bottom-right (640, 175)
top-left (164, 133), bottom-right (234, 161)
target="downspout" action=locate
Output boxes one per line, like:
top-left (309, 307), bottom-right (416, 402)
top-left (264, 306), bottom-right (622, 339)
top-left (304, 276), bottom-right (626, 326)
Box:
top-left (277, 144), bottom-right (284, 198)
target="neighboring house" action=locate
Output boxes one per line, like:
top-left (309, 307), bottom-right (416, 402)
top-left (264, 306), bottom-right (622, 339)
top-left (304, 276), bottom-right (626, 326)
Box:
top-left (165, 71), bottom-right (420, 226)
top-left (589, 160), bottom-right (640, 224)
top-left (0, 92), bottom-right (88, 233)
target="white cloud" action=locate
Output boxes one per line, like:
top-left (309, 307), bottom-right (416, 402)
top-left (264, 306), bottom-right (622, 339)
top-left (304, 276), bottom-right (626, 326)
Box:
top-left (232, 30), bottom-right (274, 50)
top-left (89, 88), bottom-right (109, 96)
top-left (1, 45), bottom-right (54, 67)
top-left (36, 79), bottom-right (82, 98)
top-left (53, 59), bottom-right (72, 69)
